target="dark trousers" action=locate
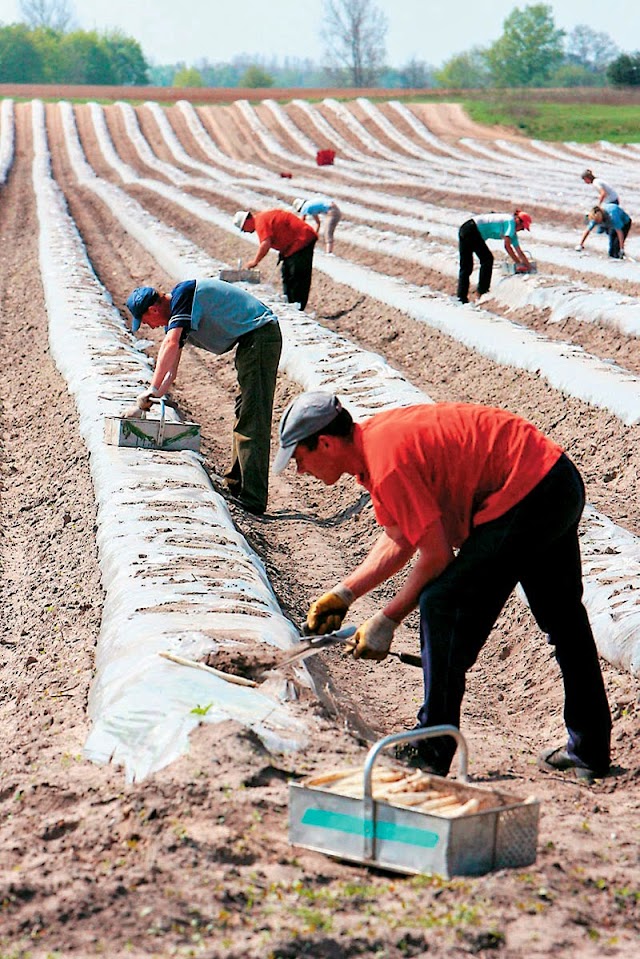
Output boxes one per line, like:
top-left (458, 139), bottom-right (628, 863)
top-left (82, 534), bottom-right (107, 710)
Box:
top-left (457, 219), bottom-right (494, 303)
top-left (608, 220), bottom-right (631, 258)
top-left (416, 454), bottom-right (611, 775)
top-left (225, 322), bottom-right (282, 513)
top-left (281, 239), bottom-right (316, 309)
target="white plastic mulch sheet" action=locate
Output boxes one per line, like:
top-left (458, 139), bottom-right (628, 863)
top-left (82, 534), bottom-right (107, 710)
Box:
top-left (0, 98), bottom-right (15, 183)
top-left (61, 100), bottom-right (640, 678)
top-left (32, 100), bottom-right (309, 782)
top-left (100, 99), bottom-right (640, 427)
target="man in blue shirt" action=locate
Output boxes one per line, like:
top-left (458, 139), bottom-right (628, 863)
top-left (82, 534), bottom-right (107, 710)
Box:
top-left (577, 204), bottom-right (632, 259)
top-left (457, 211), bottom-right (533, 303)
top-left (125, 279), bottom-right (282, 515)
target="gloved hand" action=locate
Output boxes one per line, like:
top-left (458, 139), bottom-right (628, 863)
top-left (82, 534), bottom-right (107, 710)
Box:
top-left (515, 263), bottom-right (530, 274)
top-left (306, 583), bottom-right (354, 635)
top-left (136, 389), bottom-right (157, 412)
top-left (347, 612), bottom-right (398, 661)
top-left (122, 389), bottom-right (158, 420)
top-left (575, 244), bottom-right (584, 252)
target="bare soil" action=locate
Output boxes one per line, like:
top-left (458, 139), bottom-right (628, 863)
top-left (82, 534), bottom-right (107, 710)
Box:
top-left (1, 99), bottom-right (638, 959)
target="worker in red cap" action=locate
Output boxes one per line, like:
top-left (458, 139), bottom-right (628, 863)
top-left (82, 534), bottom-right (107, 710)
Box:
top-left (457, 211), bottom-right (533, 304)
top-left (233, 208), bottom-right (317, 310)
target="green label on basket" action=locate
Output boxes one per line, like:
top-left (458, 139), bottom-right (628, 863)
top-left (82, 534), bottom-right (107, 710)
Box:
top-left (301, 808), bottom-right (439, 848)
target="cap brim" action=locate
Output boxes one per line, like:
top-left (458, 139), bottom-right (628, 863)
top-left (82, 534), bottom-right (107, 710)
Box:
top-left (131, 316), bottom-right (142, 332)
top-left (272, 444), bottom-right (296, 474)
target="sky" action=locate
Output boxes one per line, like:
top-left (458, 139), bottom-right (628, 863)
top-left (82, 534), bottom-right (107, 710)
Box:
top-left (1, 0), bottom-right (639, 68)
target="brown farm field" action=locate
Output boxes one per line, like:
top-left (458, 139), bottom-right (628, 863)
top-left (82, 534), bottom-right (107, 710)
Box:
top-left (0, 95), bottom-right (639, 959)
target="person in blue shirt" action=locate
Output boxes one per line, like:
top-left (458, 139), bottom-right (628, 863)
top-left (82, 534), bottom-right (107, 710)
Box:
top-left (293, 196), bottom-right (342, 253)
top-left (577, 204), bottom-right (632, 259)
top-left (125, 279), bottom-right (282, 515)
top-left (457, 211), bottom-right (533, 304)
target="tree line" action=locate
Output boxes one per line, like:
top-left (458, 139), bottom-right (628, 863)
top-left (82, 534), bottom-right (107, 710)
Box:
top-left (0, 23), bottom-right (148, 84)
top-left (1, 0), bottom-right (640, 89)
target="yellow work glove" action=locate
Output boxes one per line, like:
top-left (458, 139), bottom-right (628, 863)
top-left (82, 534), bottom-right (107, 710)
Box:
top-left (306, 583), bottom-right (354, 635)
top-left (347, 612), bottom-right (398, 662)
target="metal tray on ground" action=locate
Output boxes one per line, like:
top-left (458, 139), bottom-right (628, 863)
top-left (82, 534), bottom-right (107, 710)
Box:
top-left (218, 268), bottom-right (261, 283)
top-left (289, 726), bottom-right (539, 878)
top-left (104, 399), bottom-right (201, 452)
top-left (502, 255), bottom-right (537, 275)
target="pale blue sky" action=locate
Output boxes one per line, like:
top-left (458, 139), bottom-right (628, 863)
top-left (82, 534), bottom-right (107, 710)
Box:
top-left (0, 1), bottom-right (637, 67)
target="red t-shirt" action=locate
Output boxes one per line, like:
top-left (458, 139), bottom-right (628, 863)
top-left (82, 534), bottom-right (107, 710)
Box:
top-left (252, 210), bottom-right (316, 258)
top-left (355, 404), bottom-right (564, 549)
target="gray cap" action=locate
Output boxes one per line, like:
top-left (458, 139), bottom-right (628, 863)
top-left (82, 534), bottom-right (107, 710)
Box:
top-left (272, 392), bottom-right (343, 474)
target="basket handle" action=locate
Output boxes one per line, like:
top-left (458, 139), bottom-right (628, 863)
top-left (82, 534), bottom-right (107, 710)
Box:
top-left (361, 725), bottom-right (468, 861)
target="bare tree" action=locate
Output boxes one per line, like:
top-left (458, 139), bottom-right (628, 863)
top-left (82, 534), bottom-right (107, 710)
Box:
top-left (19, 0), bottom-right (76, 32)
top-left (322, 0), bottom-right (387, 87)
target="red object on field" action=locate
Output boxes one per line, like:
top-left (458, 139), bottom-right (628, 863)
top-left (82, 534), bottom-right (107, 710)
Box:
top-left (280, 171), bottom-right (292, 178)
top-left (316, 149), bottom-right (336, 166)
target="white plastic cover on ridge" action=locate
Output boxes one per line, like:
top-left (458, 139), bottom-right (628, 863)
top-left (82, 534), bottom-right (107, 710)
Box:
top-left (32, 100), bottom-right (309, 782)
top-left (0, 99), bottom-right (15, 183)
top-left (62, 101), bottom-right (640, 677)
top-left (97, 100), bottom-right (640, 427)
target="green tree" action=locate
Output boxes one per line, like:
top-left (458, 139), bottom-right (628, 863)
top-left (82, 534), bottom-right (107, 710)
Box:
top-left (101, 30), bottom-right (148, 85)
top-left (239, 64), bottom-right (274, 88)
top-left (322, 0), bottom-right (387, 86)
top-left (57, 29), bottom-right (115, 83)
top-left (607, 52), bottom-right (640, 86)
top-left (485, 4), bottom-right (565, 87)
top-left (173, 66), bottom-right (204, 87)
top-left (31, 26), bottom-right (65, 81)
top-left (0, 23), bottom-right (45, 81)
top-left (548, 62), bottom-right (606, 88)
top-left (435, 48), bottom-right (490, 89)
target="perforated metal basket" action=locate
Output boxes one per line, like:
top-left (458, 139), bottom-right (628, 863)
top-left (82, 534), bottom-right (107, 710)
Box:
top-left (289, 726), bottom-right (540, 878)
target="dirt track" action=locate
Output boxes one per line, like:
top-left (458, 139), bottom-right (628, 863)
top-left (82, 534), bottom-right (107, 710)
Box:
top-left (0, 98), bottom-right (638, 958)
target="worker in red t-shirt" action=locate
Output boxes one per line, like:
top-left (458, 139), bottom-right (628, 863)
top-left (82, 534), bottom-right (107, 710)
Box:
top-left (273, 393), bottom-right (612, 783)
top-left (233, 209), bottom-right (317, 309)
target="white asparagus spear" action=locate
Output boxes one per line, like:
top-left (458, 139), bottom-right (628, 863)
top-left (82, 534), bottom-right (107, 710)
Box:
top-left (158, 651), bottom-right (258, 687)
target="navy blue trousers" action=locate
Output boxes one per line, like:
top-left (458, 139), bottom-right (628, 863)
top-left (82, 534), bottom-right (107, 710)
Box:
top-left (416, 454), bottom-right (611, 775)
top-left (281, 239), bottom-right (316, 310)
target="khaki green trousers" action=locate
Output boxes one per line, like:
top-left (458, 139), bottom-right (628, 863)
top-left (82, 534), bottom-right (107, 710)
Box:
top-left (226, 321), bottom-right (282, 513)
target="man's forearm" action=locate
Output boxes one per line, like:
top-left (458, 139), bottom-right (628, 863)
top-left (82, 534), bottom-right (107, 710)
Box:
top-left (382, 547), bottom-right (452, 623)
top-left (343, 530), bottom-right (415, 601)
top-left (246, 240), bottom-right (271, 269)
top-left (151, 336), bottom-right (181, 393)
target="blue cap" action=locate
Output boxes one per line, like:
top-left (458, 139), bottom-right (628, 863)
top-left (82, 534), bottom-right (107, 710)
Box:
top-left (126, 286), bottom-right (158, 331)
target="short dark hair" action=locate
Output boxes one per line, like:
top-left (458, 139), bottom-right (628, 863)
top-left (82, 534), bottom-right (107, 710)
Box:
top-left (298, 406), bottom-right (354, 451)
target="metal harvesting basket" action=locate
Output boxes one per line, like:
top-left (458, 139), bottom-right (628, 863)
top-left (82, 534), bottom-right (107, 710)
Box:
top-left (289, 726), bottom-right (539, 878)
top-left (104, 398), bottom-right (201, 452)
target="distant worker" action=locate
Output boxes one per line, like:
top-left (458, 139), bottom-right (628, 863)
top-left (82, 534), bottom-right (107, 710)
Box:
top-left (581, 169), bottom-right (619, 206)
top-left (576, 203), bottom-right (632, 259)
top-left (233, 209), bottom-right (317, 310)
top-left (125, 279), bottom-right (282, 515)
top-left (293, 196), bottom-right (342, 254)
top-left (457, 211), bottom-right (533, 304)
